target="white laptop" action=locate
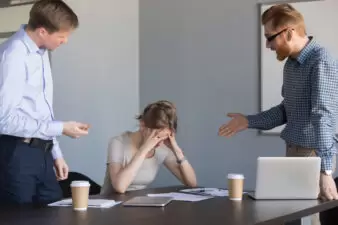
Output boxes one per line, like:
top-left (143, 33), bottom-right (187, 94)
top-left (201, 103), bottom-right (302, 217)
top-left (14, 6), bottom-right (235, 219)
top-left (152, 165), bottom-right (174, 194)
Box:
top-left (247, 157), bottom-right (321, 200)
top-left (123, 196), bottom-right (173, 207)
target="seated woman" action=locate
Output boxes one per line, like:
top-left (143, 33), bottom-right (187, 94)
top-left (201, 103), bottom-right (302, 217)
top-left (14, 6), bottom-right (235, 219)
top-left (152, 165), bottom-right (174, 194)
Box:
top-left (100, 100), bottom-right (197, 194)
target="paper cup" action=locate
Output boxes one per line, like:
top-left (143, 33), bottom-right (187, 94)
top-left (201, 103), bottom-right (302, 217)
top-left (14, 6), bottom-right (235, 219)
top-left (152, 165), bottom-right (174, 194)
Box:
top-left (227, 174), bottom-right (244, 201)
top-left (71, 181), bottom-right (91, 211)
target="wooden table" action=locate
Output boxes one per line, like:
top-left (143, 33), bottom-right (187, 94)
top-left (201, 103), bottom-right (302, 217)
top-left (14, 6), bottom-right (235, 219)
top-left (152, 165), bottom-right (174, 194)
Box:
top-left (1, 186), bottom-right (338, 225)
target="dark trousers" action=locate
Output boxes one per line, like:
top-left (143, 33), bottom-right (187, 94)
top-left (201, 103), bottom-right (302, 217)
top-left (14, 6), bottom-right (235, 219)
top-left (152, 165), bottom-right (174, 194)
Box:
top-left (319, 177), bottom-right (338, 225)
top-left (0, 136), bottom-right (62, 205)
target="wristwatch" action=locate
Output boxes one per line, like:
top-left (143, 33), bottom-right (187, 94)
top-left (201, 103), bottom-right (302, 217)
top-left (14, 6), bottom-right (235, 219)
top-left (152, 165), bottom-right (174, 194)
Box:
top-left (322, 170), bottom-right (333, 176)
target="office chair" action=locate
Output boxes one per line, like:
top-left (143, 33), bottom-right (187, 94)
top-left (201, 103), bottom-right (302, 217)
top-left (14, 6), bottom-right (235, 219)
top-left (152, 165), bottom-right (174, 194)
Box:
top-left (58, 171), bottom-right (102, 198)
top-left (319, 177), bottom-right (338, 225)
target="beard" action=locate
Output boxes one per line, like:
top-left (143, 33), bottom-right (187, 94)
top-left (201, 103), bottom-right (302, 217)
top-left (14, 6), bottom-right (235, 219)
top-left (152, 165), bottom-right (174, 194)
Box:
top-left (275, 44), bottom-right (292, 61)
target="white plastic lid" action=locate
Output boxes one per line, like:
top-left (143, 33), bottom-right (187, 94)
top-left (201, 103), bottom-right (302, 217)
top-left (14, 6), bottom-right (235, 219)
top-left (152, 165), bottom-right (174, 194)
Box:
top-left (70, 180), bottom-right (91, 187)
top-left (227, 173), bottom-right (244, 179)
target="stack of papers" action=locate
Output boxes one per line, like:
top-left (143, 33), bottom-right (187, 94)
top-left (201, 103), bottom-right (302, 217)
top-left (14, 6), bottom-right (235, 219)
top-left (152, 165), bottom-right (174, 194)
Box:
top-left (48, 199), bottom-right (121, 208)
top-left (147, 192), bottom-right (213, 202)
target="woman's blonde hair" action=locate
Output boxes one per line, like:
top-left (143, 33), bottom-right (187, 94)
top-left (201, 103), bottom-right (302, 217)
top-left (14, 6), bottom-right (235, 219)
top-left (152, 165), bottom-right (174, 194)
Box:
top-left (137, 100), bottom-right (177, 132)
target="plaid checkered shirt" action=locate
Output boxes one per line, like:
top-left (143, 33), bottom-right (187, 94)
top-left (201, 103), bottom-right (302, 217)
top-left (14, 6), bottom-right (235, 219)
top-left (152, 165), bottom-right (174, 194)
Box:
top-left (247, 37), bottom-right (338, 171)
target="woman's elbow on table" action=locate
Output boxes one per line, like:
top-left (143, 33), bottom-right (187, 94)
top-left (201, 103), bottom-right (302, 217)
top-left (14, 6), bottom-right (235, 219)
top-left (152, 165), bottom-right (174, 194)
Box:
top-left (184, 175), bottom-right (198, 188)
top-left (112, 182), bottom-right (127, 194)
top-left (187, 180), bottom-right (198, 188)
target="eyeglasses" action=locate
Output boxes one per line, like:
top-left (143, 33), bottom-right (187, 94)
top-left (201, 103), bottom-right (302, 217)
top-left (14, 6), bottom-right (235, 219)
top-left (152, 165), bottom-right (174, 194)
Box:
top-left (266, 28), bottom-right (288, 42)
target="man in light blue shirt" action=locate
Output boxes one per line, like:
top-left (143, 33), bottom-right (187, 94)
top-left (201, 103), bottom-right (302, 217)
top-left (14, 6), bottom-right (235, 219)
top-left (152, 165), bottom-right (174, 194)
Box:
top-left (0, 0), bottom-right (89, 205)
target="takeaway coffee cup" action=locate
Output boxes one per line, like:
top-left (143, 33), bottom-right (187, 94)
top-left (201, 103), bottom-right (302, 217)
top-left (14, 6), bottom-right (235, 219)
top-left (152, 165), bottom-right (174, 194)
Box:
top-left (71, 181), bottom-right (91, 211)
top-left (227, 174), bottom-right (244, 201)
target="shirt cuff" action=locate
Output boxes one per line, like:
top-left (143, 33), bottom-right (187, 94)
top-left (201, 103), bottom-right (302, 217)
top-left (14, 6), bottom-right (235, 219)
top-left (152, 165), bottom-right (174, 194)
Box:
top-left (47, 121), bottom-right (64, 137)
top-left (321, 155), bottom-right (333, 171)
top-left (51, 138), bottom-right (63, 160)
top-left (246, 115), bottom-right (260, 129)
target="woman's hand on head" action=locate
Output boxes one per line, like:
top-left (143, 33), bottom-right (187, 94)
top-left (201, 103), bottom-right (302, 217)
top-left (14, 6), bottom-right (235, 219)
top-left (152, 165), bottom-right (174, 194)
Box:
top-left (163, 131), bottom-right (180, 151)
top-left (141, 129), bottom-right (169, 152)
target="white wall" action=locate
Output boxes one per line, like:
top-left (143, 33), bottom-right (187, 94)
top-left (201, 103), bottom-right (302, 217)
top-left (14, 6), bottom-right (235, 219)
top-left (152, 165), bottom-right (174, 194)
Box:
top-left (51, 0), bottom-right (139, 184)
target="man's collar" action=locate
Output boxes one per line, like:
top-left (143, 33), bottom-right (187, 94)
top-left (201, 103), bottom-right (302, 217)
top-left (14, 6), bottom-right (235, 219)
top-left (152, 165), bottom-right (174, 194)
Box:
top-left (19, 24), bottom-right (46, 55)
top-left (293, 36), bottom-right (318, 64)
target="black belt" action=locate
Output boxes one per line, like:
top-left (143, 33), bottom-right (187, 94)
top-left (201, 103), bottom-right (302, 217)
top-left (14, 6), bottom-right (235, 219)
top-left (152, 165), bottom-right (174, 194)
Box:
top-left (0, 135), bottom-right (53, 152)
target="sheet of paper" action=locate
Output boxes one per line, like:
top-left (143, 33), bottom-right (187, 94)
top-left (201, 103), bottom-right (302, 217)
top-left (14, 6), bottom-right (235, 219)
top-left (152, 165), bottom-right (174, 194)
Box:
top-left (48, 198), bottom-right (121, 208)
top-left (180, 188), bottom-right (247, 197)
top-left (147, 192), bottom-right (213, 202)
top-left (180, 188), bottom-right (230, 197)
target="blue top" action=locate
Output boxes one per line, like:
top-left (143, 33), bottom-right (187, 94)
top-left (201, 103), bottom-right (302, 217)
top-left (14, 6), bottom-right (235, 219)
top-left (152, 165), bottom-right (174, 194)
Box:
top-left (0, 25), bottom-right (63, 159)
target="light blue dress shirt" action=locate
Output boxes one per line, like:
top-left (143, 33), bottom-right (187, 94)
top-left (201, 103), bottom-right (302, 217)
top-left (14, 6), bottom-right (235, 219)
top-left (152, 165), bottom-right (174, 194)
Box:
top-left (0, 25), bottom-right (63, 159)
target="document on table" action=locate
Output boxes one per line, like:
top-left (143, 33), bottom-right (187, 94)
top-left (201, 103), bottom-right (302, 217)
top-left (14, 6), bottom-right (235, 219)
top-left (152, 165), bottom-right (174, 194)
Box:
top-left (48, 199), bottom-right (122, 208)
top-left (180, 188), bottom-right (230, 197)
top-left (147, 192), bottom-right (213, 202)
top-left (180, 188), bottom-right (247, 197)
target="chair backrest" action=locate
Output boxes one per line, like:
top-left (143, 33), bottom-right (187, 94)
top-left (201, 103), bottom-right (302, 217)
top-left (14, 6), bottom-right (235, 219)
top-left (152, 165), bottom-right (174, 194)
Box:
top-left (319, 177), bottom-right (338, 225)
top-left (59, 172), bottom-right (101, 198)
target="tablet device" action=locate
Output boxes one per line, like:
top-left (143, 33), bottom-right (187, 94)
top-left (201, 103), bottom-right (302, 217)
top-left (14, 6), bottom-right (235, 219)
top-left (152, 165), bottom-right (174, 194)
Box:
top-left (123, 196), bottom-right (173, 207)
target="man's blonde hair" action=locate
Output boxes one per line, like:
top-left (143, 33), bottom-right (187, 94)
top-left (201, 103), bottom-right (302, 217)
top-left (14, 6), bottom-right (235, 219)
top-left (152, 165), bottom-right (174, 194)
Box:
top-left (262, 3), bottom-right (306, 36)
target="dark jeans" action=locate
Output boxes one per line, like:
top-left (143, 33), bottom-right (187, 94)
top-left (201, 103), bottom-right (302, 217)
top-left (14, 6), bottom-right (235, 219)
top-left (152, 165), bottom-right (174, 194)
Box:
top-left (0, 135), bottom-right (62, 205)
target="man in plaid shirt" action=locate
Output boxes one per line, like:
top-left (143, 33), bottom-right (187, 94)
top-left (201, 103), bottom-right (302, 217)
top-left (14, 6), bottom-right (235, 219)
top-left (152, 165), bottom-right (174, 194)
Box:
top-left (219, 3), bottom-right (338, 204)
